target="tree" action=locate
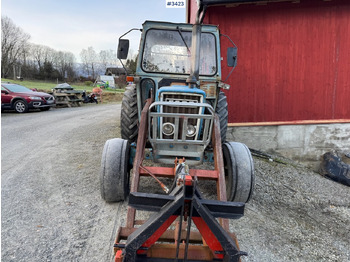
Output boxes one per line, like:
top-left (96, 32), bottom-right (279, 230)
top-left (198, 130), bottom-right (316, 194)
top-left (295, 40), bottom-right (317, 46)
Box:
top-left (125, 54), bottom-right (138, 75)
top-left (30, 43), bottom-right (45, 69)
top-left (80, 46), bottom-right (97, 78)
top-left (99, 49), bottom-right (117, 72)
top-left (1, 16), bottom-right (30, 78)
top-left (54, 51), bottom-right (76, 80)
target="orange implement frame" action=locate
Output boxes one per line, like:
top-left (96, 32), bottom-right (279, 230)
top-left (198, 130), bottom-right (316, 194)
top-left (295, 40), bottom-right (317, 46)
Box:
top-left (114, 98), bottom-right (242, 261)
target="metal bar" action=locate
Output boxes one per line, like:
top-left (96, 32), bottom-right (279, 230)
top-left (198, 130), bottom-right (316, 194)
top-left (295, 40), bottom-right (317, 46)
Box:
top-left (117, 227), bottom-right (204, 243)
top-left (153, 116), bottom-right (157, 140)
top-left (150, 112), bottom-right (213, 120)
top-left (211, 114), bottom-right (229, 230)
top-left (184, 180), bottom-right (196, 261)
top-left (139, 215), bottom-right (178, 255)
top-left (128, 192), bottom-right (175, 212)
top-left (139, 165), bottom-right (169, 193)
top-left (148, 139), bottom-right (209, 145)
top-left (174, 117), bottom-right (179, 142)
top-left (175, 198), bottom-right (186, 261)
top-left (191, 216), bottom-right (223, 260)
top-left (149, 101), bottom-right (215, 113)
top-left (197, 199), bottom-right (245, 219)
top-left (143, 244), bottom-right (214, 261)
top-left (124, 193), bottom-right (185, 261)
top-left (126, 98), bottom-right (153, 228)
top-left (192, 196), bottom-right (246, 261)
top-left (202, 118), bottom-right (210, 142)
top-left (182, 118), bottom-right (188, 141)
top-left (139, 166), bottom-right (174, 176)
top-left (128, 191), bottom-right (244, 218)
top-left (138, 167), bottom-right (219, 180)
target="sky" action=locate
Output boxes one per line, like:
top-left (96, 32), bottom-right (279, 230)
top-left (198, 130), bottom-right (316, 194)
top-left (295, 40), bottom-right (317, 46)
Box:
top-left (1, 0), bottom-right (187, 62)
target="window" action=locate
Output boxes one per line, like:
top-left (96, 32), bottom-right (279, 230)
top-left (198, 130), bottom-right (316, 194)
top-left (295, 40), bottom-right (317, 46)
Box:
top-left (142, 29), bottom-right (217, 76)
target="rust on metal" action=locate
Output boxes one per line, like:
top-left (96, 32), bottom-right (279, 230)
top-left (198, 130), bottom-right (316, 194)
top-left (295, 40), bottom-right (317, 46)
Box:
top-left (211, 114), bottom-right (230, 231)
top-left (139, 166), bottom-right (219, 180)
top-left (126, 98), bottom-right (153, 228)
top-left (146, 244), bottom-right (214, 260)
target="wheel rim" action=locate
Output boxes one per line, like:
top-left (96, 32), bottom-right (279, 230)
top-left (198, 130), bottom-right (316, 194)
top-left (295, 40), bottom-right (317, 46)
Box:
top-left (15, 102), bottom-right (26, 112)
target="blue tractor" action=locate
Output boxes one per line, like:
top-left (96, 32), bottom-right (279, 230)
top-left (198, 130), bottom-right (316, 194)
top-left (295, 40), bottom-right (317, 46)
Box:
top-left (100, 1), bottom-right (255, 261)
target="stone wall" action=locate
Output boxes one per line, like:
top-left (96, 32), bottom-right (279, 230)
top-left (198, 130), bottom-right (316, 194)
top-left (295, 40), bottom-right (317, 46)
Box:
top-left (227, 123), bottom-right (350, 170)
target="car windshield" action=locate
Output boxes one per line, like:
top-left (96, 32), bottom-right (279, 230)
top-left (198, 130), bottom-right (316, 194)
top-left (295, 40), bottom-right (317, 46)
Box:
top-left (142, 29), bottom-right (217, 76)
top-left (2, 84), bottom-right (33, 93)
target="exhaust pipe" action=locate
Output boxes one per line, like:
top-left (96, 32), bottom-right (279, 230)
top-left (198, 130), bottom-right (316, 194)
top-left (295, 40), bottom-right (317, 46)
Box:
top-left (186, 24), bottom-right (202, 87)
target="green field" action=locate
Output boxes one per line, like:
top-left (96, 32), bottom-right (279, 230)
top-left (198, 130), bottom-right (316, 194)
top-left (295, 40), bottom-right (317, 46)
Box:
top-left (1, 78), bottom-right (125, 93)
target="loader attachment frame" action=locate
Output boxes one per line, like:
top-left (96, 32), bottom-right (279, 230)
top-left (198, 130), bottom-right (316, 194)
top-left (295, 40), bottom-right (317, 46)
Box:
top-left (113, 99), bottom-right (247, 261)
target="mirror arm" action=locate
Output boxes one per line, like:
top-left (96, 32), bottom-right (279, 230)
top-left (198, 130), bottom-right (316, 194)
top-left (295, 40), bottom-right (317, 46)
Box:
top-left (118, 28), bottom-right (141, 76)
top-left (220, 33), bottom-right (237, 49)
top-left (119, 28), bottom-right (141, 40)
top-left (220, 34), bottom-right (238, 83)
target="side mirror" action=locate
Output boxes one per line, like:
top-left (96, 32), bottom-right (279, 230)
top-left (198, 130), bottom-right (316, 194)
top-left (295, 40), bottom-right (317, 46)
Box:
top-left (117, 39), bottom-right (130, 59)
top-left (227, 47), bottom-right (238, 68)
top-left (1, 90), bottom-right (9, 94)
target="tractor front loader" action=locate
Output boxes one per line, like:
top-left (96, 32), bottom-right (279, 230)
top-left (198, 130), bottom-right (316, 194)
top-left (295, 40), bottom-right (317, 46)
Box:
top-left (100, 1), bottom-right (255, 261)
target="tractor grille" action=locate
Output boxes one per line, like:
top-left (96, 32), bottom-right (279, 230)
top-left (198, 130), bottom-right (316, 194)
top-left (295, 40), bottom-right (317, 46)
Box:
top-left (161, 93), bottom-right (203, 140)
top-left (148, 100), bottom-right (214, 165)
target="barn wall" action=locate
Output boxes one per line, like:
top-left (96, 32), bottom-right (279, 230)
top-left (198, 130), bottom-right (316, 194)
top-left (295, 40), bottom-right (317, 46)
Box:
top-left (189, 0), bottom-right (350, 123)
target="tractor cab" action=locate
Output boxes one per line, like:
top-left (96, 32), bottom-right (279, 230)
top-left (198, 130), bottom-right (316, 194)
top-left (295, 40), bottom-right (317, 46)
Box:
top-left (118, 20), bottom-right (237, 165)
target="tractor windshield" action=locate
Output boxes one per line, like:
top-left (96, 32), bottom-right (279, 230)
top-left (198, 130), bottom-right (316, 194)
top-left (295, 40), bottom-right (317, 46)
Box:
top-left (142, 29), bottom-right (217, 76)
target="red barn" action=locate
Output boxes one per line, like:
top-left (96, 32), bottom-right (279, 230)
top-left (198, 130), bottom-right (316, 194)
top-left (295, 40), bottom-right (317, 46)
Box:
top-left (187, 0), bottom-right (350, 167)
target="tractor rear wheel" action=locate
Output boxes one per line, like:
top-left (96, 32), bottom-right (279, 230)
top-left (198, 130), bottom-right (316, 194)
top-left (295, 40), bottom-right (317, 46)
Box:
top-left (223, 142), bottom-right (254, 203)
top-left (121, 85), bottom-right (138, 143)
top-left (100, 138), bottom-right (130, 202)
top-left (216, 91), bottom-right (228, 143)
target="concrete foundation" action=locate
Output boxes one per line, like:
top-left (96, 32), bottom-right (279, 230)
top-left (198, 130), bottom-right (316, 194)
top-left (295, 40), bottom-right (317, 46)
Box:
top-left (227, 123), bottom-right (350, 170)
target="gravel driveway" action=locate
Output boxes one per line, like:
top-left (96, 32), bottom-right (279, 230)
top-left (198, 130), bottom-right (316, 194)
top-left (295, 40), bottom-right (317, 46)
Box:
top-left (2, 104), bottom-right (350, 262)
top-left (2, 104), bottom-right (125, 262)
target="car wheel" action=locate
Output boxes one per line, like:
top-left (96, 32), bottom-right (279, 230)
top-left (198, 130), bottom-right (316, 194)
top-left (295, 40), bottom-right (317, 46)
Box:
top-left (14, 100), bottom-right (29, 113)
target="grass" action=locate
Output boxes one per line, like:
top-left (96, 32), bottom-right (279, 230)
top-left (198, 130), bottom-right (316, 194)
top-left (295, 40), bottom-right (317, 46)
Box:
top-left (1, 78), bottom-right (125, 93)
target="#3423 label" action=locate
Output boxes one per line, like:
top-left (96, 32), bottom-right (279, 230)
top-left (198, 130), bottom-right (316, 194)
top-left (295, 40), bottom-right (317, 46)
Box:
top-left (166, 0), bottom-right (186, 8)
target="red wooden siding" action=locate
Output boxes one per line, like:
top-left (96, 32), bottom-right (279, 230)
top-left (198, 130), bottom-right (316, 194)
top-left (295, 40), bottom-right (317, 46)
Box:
top-left (188, 0), bottom-right (350, 123)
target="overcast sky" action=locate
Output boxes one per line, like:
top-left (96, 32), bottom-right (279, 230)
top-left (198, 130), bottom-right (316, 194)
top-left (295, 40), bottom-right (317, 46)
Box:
top-left (1, 0), bottom-right (187, 62)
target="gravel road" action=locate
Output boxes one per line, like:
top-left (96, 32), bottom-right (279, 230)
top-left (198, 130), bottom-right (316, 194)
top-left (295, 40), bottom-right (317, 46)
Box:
top-left (2, 104), bottom-right (125, 262)
top-left (2, 104), bottom-right (350, 262)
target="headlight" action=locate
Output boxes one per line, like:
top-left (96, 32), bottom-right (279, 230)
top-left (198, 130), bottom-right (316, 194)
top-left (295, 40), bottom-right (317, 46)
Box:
top-left (186, 124), bottom-right (196, 137)
top-left (162, 123), bottom-right (175, 136)
top-left (29, 96), bottom-right (42, 100)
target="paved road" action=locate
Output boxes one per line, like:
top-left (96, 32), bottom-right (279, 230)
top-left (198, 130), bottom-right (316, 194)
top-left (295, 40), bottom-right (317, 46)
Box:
top-left (1, 104), bottom-right (127, 262)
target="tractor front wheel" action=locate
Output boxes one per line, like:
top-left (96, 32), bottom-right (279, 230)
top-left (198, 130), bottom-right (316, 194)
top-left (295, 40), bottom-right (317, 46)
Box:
top-left (100, 138), bottom-right (130, 202)
top-left (223, 142), bottom-right (255, 203)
